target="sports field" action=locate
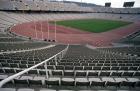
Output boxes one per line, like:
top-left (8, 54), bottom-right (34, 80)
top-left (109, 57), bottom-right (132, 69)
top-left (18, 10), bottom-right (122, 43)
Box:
top-left (55, 19), bottom-right (132, 33)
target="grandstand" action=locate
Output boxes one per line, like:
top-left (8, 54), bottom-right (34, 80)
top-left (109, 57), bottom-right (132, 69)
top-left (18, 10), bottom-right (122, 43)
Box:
top-left (0, 0), bottom-right (140, 91)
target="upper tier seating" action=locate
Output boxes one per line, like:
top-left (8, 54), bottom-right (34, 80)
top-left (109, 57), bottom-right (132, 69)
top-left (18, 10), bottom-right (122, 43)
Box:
top-left (0, 0), bottom-right (90, 12)
top-left (0, 0), bottom-right (14, 10)
top-left (0, 0), bottom-right (140, 13)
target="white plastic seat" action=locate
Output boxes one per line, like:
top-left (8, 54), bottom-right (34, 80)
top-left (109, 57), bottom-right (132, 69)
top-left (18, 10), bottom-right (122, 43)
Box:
top-left (0, 88), bottom-right (16, 91)
top-left (29, 76), bottom-right (45, 86)
top-left (75, 78), bottom-right (90, 86)
top-left (102, 77), bottom-right (119, 87)
top-left (102, 77), bottom-right (115, 82)
top-left (20, 76), bottom-right (33, 80)
top-left (114, 77), bottom-right (127, 82)
top-left (14, 76), bottom-right (33, 85)
top-left (45, 77), bottom-right (60, 86)
top-left (40, 89), bottom-right (56, 91)
top-left (89, 78), bottom-right (105, 86)
top-left (18, 88), bottom-right (34, 91)
top-left (61, 77), bottom-right (75, 86)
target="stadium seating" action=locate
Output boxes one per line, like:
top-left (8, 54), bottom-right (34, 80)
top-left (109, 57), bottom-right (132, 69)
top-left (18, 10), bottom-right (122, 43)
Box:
top-left (0, 44), bottom-right (140, 91)
top-left (0, 0), bottom-right (140, 91)
top-left (0, 42), bottom-right (51, 52)
top-left (0, 0), bottom-right (14, 10)
top-left (119, 30), bottom-right (140, 45)
top-left (97, 46), bottom-right (140, 56)
top-left (0, 0), bottom-right (140, 13)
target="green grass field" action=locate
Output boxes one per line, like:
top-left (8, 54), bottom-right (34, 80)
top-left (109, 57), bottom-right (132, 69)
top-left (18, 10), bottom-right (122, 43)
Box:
top-left (55, 19), bottom-right (132, 33)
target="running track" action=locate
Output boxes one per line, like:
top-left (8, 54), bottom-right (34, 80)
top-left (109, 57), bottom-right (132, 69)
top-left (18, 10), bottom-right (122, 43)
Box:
top-left (11, 21), bottom-right (140, 47)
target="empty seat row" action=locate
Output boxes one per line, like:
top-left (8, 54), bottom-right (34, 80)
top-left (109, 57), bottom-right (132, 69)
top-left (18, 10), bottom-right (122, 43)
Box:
top-left (55, 62), bottom-right (140, 66)
top-left (47, 65), bottom-right (140, 71)
top-left (2, 75), bottom-right (140, 87)
top-left (50, 70), bottom-right (140, 77)
top-left (0, 63), bottom-right (43, 68)
top-left (0, 59), bottom-right (41, 63)
top-left (1, 63), bottom-right (139, 71)
top-left (1, 68), bottom-right (140, 77)
top-left (58, 60), bottom-right (140, 64)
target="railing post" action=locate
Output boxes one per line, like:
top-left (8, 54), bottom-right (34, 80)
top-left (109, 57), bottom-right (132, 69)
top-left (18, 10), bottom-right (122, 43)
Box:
top-left (59, 53), bottom-right (61, 60)
top-left (45, 62), bottom-right (48, 79)
top-left (55, 55), bottom-right (57, 61)
top-left (55, 55), bottom-right (57, 65)
top-left (61, 52), bottom-right (64, 58)
top-left (57, 53), bottom-right (60, 60)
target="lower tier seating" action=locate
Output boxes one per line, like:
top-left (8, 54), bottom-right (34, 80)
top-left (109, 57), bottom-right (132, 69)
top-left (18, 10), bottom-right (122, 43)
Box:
top-left (0, 45), bottom-right (140, 91)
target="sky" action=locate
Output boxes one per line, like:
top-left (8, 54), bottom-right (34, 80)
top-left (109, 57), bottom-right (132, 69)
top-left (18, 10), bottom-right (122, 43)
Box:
top-left (60, 0), bottom-right (140, 8)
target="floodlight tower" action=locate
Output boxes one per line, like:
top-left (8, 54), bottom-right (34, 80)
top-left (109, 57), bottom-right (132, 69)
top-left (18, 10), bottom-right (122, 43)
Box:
top-left (54, 0), bottom-right (57, 42)
top-left (41, 18), bottom-right (43, 40)
top-left (54, 20), bottom-right (57, 42)
top-left (38, 0), bottom-right (44, 40)
top-left (32, 0), bottom-right (38, 40)
top-left (34, 19), bottom-right (38, 39)
top-left (47, 18), bottom-right (50, 41)
top-left (33, 0), bottom-right (44, 40)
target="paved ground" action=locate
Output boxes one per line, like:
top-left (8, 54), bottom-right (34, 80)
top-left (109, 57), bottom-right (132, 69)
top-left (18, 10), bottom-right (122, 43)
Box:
top-left (11, 21), bottom-right (140, 47)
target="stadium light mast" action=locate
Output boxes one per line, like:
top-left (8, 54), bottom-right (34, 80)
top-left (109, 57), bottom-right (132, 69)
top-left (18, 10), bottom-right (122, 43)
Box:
top-left (33, 0), bottom-right (44, 40)
top-left (29, 11), bottom-right (38, 40)
top-left (39, 5), bottom-right (44, 40)
top-left (54, 0), bottom-right (57, 42)
top-left (41, 20), bottom-right (43, 40)
top-left (31, 12), bottom-right (38, 39)
top-left (54, 20), bottom-right (56, 42)
top-left (22, 0), bottom-right (37, 38)
top-left (34, 19), bottom-right (38, 39)
top-left (31, 13), bottom-right (38, 40)
top-left (47, 19), bottom-right (50, 41)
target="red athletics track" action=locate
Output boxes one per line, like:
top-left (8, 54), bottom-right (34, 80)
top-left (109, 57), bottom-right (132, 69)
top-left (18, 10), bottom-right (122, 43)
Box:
top-left (11, 21), bottom-right (140, 47)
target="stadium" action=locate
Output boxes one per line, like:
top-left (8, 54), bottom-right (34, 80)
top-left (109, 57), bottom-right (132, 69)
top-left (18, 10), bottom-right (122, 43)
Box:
top-left (0, 0), bottom-right (140, 91)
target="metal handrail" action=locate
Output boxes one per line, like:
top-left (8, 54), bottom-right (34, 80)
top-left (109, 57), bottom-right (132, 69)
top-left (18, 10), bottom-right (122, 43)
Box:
top-left (0, 44), bottom-right (69, 87)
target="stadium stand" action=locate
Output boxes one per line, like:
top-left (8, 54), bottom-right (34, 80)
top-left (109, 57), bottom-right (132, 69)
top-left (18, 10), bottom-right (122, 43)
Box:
top-left (0, 45), bottom-right (140, 91)
top-left (118, 30), bottom-right (140, 45)
top-left (0, 0), bottom-right (140, 91)
top-left (0, 0), bottom-right (140, 13)
top-left (0, 42), bottom-right (51, 52)
top-left (0, 0), bottom-right (14, 10)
